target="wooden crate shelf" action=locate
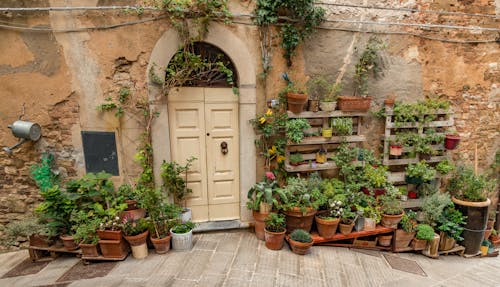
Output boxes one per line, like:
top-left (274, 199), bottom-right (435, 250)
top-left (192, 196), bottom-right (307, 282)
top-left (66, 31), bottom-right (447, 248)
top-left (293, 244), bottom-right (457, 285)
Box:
top-left (311, 225), bottom-right (394, 250)
top-left (29, 245), bottom-right (82, 262)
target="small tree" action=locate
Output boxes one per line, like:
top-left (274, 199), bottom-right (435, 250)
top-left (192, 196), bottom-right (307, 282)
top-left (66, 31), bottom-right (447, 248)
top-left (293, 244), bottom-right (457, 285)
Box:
top-left (160, 157), bottom-right (197, 208)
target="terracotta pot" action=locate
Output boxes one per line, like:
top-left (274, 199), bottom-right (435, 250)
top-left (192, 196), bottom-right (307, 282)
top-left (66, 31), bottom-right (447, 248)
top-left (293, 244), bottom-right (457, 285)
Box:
top-left (338, 222), bottom-right (354, 235)
top-left (125, 199), bottom-right (138, 211)
top-left (264, 228), bottom-right (286, 250)
top-left (80, 243), bottom-right (100, 257)
top-left (287, 236), bottom-right (313, 255)
top-left (253, 210), bottom-right (270, 241)
top-left (60, 235), bottom-right (79, 251)
top-left (29, 234), bottom-right (52, 248)
top-left (381, 212), bottom-right (404, 229)
top-left (97, 230), bottom-right (122, 241)
top-left (150, 234), bottom-right (172, 254)
top-left (378, 234), bottom-right (393, 247)
top-left (384, 98), bottom-right (395, 107)
top-left (439, 232), bottom-right (456, 251)
top-left (444, 134), bottom-right (460, 150)
top-left (121, 208), bottom-right (146, 221)
top-left (411, 238), bottom-right (428, 251)
top-left (389, 145), bottom-right (403, 156)
top-left (308, 99), bottom-right (320, 112)
top-left (319, 101), bottom-right (337, 112)
top-left (124, 230), bottom-right (149, 247)
top-left (99, 239), bottom-right (129, 259)
top-left (394, 229), bottom-right (415, 249)
top-left (287, 93), bottom-right (308, 114)
top-left (315, 215), bottom-right (340, 238)
top-left (283, 208), bottom-right (317, 234)
top-left (337, 96), bottom-right (372, 112)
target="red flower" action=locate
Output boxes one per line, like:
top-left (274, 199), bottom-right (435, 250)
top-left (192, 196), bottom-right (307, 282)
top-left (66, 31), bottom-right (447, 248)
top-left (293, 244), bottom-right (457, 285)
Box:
top-left (265, 172), bottom-right (275, 180)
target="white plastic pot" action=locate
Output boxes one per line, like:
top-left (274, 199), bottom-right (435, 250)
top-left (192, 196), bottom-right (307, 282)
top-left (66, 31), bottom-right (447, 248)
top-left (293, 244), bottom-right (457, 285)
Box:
top-left (170, 229), bottom-right (193, 251)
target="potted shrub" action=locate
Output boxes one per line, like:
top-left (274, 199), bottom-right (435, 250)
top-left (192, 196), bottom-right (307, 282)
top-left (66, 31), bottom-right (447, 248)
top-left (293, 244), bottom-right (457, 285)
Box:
top-left (395, 210), bottom-right (417, 250)
top-left (280, 175), bottom-right (325, 233)
top-left (437, 206), bottom-right (466, 251)
top-left (282, 73), bottom-right (308, 114)
top-left (122, 217), bottom-right (150, 259)
top-left (359, 205), bottom-right (381, 231)
top-left (264, 213), bottom-right (286, 250)
top-left (160, 156), bottom-right (197, 222)
top-left (289, 153), bottom-right (305, 166)
top-left (405, 161), bottom-right (436, 184)
top-left (315, 200), bottom-right (342, 238)
top-left (305, 76), bottom-right (326, 112)
top-left (117, 184), bottom-right (145, 220)
top-left (321, 82), bottom-right (341, 112)
top-left (306, 76), bottom-right (340, 112)
top-left (338, 37), bottom-right (385, 111)
top-left (378, 191), bottom-right (404, 229)
top-left (170, 221), bottom-right (195, 251)
top-left (363, 165), bottom-right (390, 197)
top-left (446, 166), bottom-right (496, 255)
top-left (287, 229), bottom-right (313, 255)
top-left (246, 172), bottom-right (286, 240)
top-left (412, 224), bottom-right (434, 251)
top-left (331, 117), bottom-right (353, 136)
top-left (436, 159), bottom-right (455, 176)
top-left (73, 217), bottom-right (102, 257)
top-left (339, 209), bottom-right (357, 235)
top-left (285, 119), bottom-right (311, 143)
top-left (4, 217), bottom-right (56, 248)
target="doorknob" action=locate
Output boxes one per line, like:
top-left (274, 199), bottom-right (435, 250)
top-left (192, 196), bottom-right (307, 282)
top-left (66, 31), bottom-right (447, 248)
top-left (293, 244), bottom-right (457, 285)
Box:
top-left (220, 141), bottom-right (228, 155)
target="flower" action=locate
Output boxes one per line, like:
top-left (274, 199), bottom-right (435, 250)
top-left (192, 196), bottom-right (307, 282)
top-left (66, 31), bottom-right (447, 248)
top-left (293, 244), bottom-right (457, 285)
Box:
top-left (277, 155), bottom-right (286, 163)
top-left (265, 172), bottom-right (276, 180)
top-left (266, 109), bottom-right (273, 116)
top-left (259, 117), bottom-right (266, 124)
top-left (268, 145), bottom-right (277, 155)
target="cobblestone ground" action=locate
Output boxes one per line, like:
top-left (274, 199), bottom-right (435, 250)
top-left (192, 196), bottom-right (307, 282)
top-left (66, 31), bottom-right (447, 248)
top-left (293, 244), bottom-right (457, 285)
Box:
top-left (0, 229), bottom-right (499, 287)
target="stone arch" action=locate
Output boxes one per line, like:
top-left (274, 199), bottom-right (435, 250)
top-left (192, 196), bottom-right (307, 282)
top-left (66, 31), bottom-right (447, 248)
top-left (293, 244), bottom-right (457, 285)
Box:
top-left (148, 23), bottom-right (256, 224)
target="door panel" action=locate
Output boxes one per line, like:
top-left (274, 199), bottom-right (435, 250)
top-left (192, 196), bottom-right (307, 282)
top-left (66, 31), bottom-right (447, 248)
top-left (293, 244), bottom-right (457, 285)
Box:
top-left (168, 88), bottom-right (239, 222)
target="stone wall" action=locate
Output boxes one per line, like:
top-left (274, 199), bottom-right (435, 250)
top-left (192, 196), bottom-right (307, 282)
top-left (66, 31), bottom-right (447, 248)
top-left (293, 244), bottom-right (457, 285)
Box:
top-left (0, 0), bottom-right (498, 233)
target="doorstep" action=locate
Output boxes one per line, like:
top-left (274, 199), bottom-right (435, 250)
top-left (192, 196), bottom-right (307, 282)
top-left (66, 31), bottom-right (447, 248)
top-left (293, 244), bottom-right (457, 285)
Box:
top-left (193, 220), bottom-right (250, 233)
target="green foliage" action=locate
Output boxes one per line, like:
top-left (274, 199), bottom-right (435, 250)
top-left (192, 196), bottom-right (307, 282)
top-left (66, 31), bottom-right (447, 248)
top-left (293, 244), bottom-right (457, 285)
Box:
top-left (436, 159), bottom-right (455, 175)
top-left (286, 119), bottom-right (311, 143)
top-left (121, 217), bottom-right (150, 236)
top-left (378, 193), bottom-right (403, 215)
top-left (30, 153), bottom-right (58, 193)
top-left (171, 221), bottom-right (195, 234)
top-left (405, 161), bottom-right (436, 182)
top-left (447, 166), bottom-right (495, 202)
top-left (392, 99), bottom-right (450, 127)
top-left (289, 153), bottom-right (304, 164)
top-left (421, 192), bottom-right (452, 227)
top-left (306, 76), bottom-right (341, 101)
top-left (140, 186), bottom-right (182, 238)
top-left (331, 117), bottom-right (353, 136)
top-left (246, 173), bottom-right (286, 211)
top-left (34, 185), bottom-right (75, 235)
top-left (416, 224), bottom-right (435, 241)
top-left (264, 213), bottom-right (286, 233)
top-left (340, 209), bottom-right (356, 224)
top-left (73, 216), bottom-right (101, 245)
top-left (160, 157), bottom-right (197, 206)
top-left (437, 207), bottom-right (466, 241)
top-left (363, 165), bottom-right (389, 189)
top-left (400, 210), bottom-right (417, 233)
top-left (2, 217), bottom-right (54, 246)
top-left (280, 176), bottom-right (326, 213)
top-left (290, 229), bottom-right (312, 243)
top-left (354, 37), bottom-right (386, 96)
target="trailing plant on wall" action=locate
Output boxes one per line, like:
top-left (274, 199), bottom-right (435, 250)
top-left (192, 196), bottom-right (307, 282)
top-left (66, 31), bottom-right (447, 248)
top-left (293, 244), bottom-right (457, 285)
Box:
top-left (354, 37), bottom-right (386, 97)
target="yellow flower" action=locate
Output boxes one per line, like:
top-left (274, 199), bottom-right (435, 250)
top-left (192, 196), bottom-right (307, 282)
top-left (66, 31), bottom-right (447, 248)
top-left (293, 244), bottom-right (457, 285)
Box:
top-left (266, 109), bottom-right (273, 116)
top-left (259, 117), bottom-right (266, 124)
top-left (277, 155), bottom-right (285, 163)
top-left (268, 145), bottom-right (277, 155)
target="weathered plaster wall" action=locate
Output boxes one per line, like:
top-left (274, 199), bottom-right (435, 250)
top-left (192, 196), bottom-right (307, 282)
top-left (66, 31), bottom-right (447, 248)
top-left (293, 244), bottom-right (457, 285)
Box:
top-left (0, 0), bottom-right (498, 237)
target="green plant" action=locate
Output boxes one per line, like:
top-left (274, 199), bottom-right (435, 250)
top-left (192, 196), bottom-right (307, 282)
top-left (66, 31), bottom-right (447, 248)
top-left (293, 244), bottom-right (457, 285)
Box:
top-left (140, 186), bottom-right (182, 238)
top-left (331, 117), bottom-right (353, 136)
top-left (171, 221), bottom-right (195, 234)
top-left (289, 153), bottom-right (304, 165)
top-left (246, 173), bottom-right (286, 211)
top-left (354, 37), bottom-right (386, 97)
top-left (447, 166), bottom-right (496, 202)
top-left (421, 192), bottom-right (452, 227)
top-left (340, 209), bottom-right (356, 224)
top-left (400, 210), bottom-right (417, 233)
top-left (73, 217), bottom-right (102, 245)
top-left (2, 217), bottom-right (54, 246)
top-left (415, 224), bottom-right (435, 241)
top-left (286, 119), bottom-right (311, 143)
top-left (437, 207), bottom-right (466, 241)
top-left (405, 161), bottom-right (436, 182)
top-left (116, 184), bottom-right (140, 201)
top-left (359, 205), bottom-right (381, 223)
top-left (319, 199), bottom-right (343, 219)
top-left (363, 165), bottom-right (389, 189)
top-left (264, 213), bottom-right (286, 233)
top-left (121, 217), bottom-right (150, 236)
top-left (306, 76), bottom-right (341, 102)
top-left (160, 157), bottom-right (197, 207)
top-left (280, 176), bottom-right (326, 213)
top-left (290, 229), bottom-right (312, 243)
top-left (30, 153), bottom-right (59, 193)
top-left (436, 160), bottom-right (455, 175)
top-left (378, 193), bottom-right (403, 215)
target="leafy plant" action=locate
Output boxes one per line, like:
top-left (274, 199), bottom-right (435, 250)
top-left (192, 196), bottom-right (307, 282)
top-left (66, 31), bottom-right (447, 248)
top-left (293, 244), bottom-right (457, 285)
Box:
top-left (354, 37), bottom-right (386, 97)
top-left (73, 217), bottom-right (102, 245)
top-left (30, 153), bottom-right (59, 193)
top-left (2, 217), bottom-right (54, 246)
top-left (359, 205), bottom-right (381, 223)
top-left (121, 216), bottom-right (150, 237)
top-left (140, 187), bottom-right (182, 238)
top-left (306, 76), bottom-right (342, 102)
top-left (289, 153), bottom-right (304, 165)
top-left (286, 119), bottom-right (311, 143)
top-left (160, 157), bottom-right (197, 207)
top-left (436, 160), bottom-right (455, 175)
top-left (400, 210), bottom-right (417, 233)
top-left (363, 165), bottom-right (389, 189)
top-left (290, 229), bottom-right (312, 243)
top-left (246, 172), bottom-right (286, 211)
top-left (446, 166), bottom-right (495, 202)
top-left (378, 193), bottom-right (403, 215)
top-left (340, 209), bottom-right (356, 224)
top-left (280, 176), bottom-right (326, 213)
top-left (405, 161), bottom-right (436, 182)
top-left (319, 199), bottom-right (343, 219)
top-left (331, 117), bottom-right (353, 136)
top-left (437, 207), bottom-right (466, 241)
top-left (264, 213), bottom-right (286, 233)
top-left (415, 224), bottom-right (435, 241)
top-left (171, 221), bottom-right (195, 234)
top-left (421, 192), bottom-right (452, 227)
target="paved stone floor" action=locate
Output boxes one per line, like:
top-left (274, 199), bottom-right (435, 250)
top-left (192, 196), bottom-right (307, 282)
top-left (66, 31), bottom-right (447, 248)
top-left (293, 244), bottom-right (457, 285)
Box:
top-left (1, 229), bottom-right (499, 287)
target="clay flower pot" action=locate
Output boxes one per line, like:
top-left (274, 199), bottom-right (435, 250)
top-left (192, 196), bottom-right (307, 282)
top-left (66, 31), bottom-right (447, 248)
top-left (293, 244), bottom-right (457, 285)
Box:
top-left (378, 234), bottom-right (393, 247)
top-left (381, 211), bottom-right (404, 229)
top-left (97, 230), bottom-right (122, 241)
top-left (394, 229), bottom-right (415, 250)
top-left (315, 215), bottom-right (340, 238)
top-left (444, 134), bottom-right (460, 150)
top-left (79, 243), bottom-right (100, 257)
top-left (283, 207), bottom-right (317, 234)
top-left (337, 96), bottom-right (372, 112)
top-left (150, 234), bottom-right (172, 254)
top-left (287, 93), bottom-right (308, 114)
top-left (287, 236), bottom-right (313, 255)
top-left (338, 222), bottom-right (355, 235)
top-left (264, 229), bottom-right (286, 250)
top-left (253, 210), bottom-right (270, 241)
top-left (60, 235), bottom-right (79, 251)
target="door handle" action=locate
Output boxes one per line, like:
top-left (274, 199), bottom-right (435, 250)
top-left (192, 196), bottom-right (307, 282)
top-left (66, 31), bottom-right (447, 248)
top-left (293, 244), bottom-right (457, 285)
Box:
top-left (220, 141), bottom-right (228, 155)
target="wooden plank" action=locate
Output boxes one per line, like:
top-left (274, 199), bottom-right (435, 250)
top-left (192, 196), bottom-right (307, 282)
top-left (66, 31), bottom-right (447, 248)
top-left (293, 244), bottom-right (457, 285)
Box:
top-left (288, 135), bottom-right (365, 146)
top-left (311, 226), bottom-right (394, 244)
top-left (285, 161), bottom-right (337, 172)
top-left (384, 108), bottom-right (453, 116)
top-left (287, 111), bottom-right (367, 118)
top-left (386, 119), bottom-right (454, 129)
top-left (383, 155), bottom-right (448, 166)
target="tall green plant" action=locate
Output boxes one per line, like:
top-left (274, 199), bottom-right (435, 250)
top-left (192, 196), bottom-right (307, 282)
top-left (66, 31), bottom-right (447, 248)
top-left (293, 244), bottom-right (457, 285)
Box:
top-left (354, 37), bottom-right (386, 96)
top-left (160, 157), bottom-right (197, 207)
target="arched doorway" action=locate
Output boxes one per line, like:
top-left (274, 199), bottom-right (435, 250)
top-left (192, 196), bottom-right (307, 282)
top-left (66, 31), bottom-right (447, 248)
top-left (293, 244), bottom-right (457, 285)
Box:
top-left (167, 43), bottom-right (240, 222)
top-left (148, 24), bottom-right (257, 225)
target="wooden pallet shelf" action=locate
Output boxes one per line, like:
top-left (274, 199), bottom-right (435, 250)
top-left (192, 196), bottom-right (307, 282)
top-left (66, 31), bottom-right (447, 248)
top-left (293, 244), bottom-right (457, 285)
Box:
top-left (29, 245), bottom-right (82, 262)
top-left (287, 111), bottom-right (368, 118)
top-left (287, 135), bottom-right (365, 146)
top-left (312, 226), bottom-right (394, 244)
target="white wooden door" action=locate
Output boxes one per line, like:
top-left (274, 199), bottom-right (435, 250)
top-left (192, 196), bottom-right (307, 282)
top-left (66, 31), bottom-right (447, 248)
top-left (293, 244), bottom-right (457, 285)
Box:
top-left (168, 88), bottom-right (239, 222)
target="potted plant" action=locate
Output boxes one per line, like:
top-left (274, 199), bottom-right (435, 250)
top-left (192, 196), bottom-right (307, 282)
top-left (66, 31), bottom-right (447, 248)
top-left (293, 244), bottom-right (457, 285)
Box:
top-left (389, 140), bottom-right (403, 156)
top-left (447, 166), bottom-right (496, 255)
top-left (405, 161), bottom-right (436, 184)
top-left (444, 133), bottom-right (460, 150)
top-left (73, 217), bottom-right (102, 257)
top-left (264, 213), bottom-right (286, 250)
top-left (4, 217), bottom-right (56, 248)
top-left (359, 205), bottom-right (381, 231)
top-left (395, 210), bottom-right (417, 250)
top-left (287, 229), bottom-right (313, 255)
top-left (437, 206), bottom-right (465, 251)
top-left (315, 200), bottom-right (342, 238)
top-left (339, 209), bottom-right (357, 235)
top-left (306, 76), bottom-right (339, 112)
top-left (321, 82), bottom-right (341, 112)
top-left (117, 184), bottom-right (146, 220)
top-left (160, 156), bottom-right (197, 222)
top-left (282, 73), bottom-right (308, 113)
top-left (412, 223), bottom-right (434, 251)
top-left (122, 216), bottom-right (150, 259)
top-left (170, 221), bottom-right (195, 251)
top-left (315, 148), bottom-right (327, 164)
top-left (436, 159), bottom-right (455, 176)
top-left (285, 119), bottom-right (311, 143)
top-left (338, 37), bottom-right (385, 111)
top-left (289, 153), bottom-right (305, 166)
top-left (331, 117), bottom-right (353, 136)
top-left (378, 191), bottom-right (404, 229)
top-left (280, 175), bottom-right (325, 233)
top-left (305, 76), bottom-right (327, 112)
top-left (246, 172), bottom-right (286, 241)
top-left (485, 210), bottom-right (497, 240)
top-left (362, 165), bottom-right (390, 197)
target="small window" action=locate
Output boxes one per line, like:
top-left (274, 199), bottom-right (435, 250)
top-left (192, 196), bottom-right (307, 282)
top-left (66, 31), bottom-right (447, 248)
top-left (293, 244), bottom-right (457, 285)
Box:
top-left (81, 131), bottom-right (119, 175)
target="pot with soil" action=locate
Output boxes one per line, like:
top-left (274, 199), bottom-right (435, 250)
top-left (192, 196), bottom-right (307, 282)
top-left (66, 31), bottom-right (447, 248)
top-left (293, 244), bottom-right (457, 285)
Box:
top-left (378, 234), bottom-right (393, 247)
top-left (287, 229), bottom-right (313, 255)
top-left (79, 243), bottom-right (100, 257)
top-left (264, 213), bottom-right (286, 250)
top-left (60, 235), bottom-right (79, 251)
top-left (315, 211), bottom-right (340, 238)
top-left (287, 92), bottom-right (308, 114)
top-left (283, 207), bottom-right (317, 234)
top-left (444, 134), bottom-right (460, 150)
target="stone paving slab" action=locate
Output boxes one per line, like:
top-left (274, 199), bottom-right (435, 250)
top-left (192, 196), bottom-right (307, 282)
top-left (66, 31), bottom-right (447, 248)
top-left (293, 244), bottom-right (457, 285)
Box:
top-left (0, 229), bottom-right (499, 287)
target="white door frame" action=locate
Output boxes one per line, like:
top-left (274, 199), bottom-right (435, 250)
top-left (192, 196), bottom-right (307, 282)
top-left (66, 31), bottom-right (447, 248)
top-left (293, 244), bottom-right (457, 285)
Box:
top-left (147, 23), bottom-right (256, 224)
